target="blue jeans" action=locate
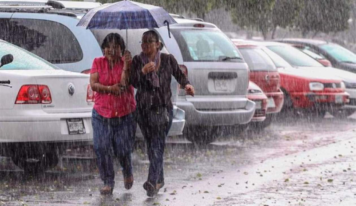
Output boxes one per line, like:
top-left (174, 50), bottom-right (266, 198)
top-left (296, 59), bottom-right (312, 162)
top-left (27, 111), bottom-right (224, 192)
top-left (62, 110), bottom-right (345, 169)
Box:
top-left (138, 109), bottom-right (173, 186)
top-left (92, 109), bottom-right (136, 187)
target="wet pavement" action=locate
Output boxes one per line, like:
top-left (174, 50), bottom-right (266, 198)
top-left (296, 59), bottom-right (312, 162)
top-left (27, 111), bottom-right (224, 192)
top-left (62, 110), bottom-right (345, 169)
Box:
top-left (0, 113), bottom-right (356, 206)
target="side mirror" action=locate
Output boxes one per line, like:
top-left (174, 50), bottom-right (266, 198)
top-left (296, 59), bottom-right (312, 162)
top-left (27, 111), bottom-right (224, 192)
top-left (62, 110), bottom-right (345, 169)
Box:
top-left (0, 54), bottom-right (14, 68)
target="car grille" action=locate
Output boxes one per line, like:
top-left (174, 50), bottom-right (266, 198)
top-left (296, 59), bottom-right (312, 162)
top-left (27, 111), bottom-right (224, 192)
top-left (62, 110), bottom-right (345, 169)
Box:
top-left (348, 98), bottom-right (356, 106)
top-left (346, 83), bottom-right (356, 89)
top-left (323, 83), bottom-right (341, 89)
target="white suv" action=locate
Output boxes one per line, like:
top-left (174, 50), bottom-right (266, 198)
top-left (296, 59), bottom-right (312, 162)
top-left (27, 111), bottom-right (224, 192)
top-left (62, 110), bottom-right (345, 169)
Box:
top-left (0, 1), bottom-right (185, 138)
top-left (92, 17), bottom-right (255, 144)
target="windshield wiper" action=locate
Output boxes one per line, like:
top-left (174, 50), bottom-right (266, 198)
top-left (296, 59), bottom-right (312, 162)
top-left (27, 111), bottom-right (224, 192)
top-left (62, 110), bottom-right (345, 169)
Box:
top-left (221, 56), bottom-right (242, 61)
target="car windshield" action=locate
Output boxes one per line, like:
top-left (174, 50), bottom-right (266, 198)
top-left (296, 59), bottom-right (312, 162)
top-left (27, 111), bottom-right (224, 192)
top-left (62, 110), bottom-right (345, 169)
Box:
top-left (267, 45), bottom-right (324, 67)
top-left (239, 48), bottom-right (277, 71)
top-left (320, 44), bottom-right (356, 64)
top-left (171, 29), bottom-right (242, 62)
top-left (0, 42), bottom-right (55, 70)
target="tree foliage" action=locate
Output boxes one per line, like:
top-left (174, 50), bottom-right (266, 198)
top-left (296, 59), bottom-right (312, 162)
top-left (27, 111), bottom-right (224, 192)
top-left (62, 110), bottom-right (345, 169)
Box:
top-left (95, 0), bottom-right (352, 39)
top-left (297, 0), bottom-right (352, 37)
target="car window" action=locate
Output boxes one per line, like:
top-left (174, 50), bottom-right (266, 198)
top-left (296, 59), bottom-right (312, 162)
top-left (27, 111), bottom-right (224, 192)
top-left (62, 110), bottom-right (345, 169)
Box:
top-left (0, 42), bottom-right (55, 70)
top-left (302, 49), bottom-right (324, 59)
top-left (260, 48), bottom-right (292, 68)
top-left (0, 18), bottom-right (83, 64)
top-left (239, 48), bottom-right (276, 71)
top-left (320, 44), bottom-right (356, 63)
top-left (171, 29), bottom-right (241, 62)
top-left (267, 45), bottom-right (324, 67)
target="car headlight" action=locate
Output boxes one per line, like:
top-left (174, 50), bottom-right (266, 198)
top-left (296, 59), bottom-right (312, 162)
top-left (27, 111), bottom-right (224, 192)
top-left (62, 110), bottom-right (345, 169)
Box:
top-left (248, 89), bottom-right (262, 94)
top-left (309, 82), bottom-right (324, 91)
top-left (341, 82), bottom-right (346, 89)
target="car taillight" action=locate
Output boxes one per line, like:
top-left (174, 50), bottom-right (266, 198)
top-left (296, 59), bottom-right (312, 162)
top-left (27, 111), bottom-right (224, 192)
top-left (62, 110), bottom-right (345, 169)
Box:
top-left (15, 85), bottom-right (52, 104)
top-left (87, 84), bottom-right (95, 102)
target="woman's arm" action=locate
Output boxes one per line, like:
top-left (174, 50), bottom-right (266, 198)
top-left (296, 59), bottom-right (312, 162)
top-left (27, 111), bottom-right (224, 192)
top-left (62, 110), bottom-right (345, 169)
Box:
top-left (90, 59), bottom-right (123, 95)
top-left (170, 54), bottom-right (195, 96)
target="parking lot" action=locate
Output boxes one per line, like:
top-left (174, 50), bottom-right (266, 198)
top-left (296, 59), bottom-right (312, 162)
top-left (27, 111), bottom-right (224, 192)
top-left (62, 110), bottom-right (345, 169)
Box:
top-left (0, 113), bottom-right (355, 206)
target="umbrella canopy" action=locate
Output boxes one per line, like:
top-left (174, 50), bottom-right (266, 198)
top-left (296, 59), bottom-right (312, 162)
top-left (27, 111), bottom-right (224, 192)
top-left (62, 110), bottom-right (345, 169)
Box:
top-left (77, 0), bottom-right (176, 31)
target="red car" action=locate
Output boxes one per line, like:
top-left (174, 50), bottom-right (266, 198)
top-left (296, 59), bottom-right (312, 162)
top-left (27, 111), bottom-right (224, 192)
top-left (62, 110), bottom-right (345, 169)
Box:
top-left (234, 40), bottom-right (349, 117)
top-left (233, 40), bottom-right (284, 128)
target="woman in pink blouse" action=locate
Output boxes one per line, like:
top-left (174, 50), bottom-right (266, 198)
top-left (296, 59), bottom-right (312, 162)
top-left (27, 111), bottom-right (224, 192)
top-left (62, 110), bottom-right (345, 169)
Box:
top-left (90, 33), bottom-right (136, 195)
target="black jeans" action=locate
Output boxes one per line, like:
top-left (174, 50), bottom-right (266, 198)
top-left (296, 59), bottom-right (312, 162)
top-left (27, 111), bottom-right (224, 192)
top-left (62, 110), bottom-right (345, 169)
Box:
top-left (138, 109), bottom-right (173, 185)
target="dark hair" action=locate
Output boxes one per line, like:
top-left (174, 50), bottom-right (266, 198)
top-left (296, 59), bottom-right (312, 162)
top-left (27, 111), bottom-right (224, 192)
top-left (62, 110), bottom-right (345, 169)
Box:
top-left (101, 33), bottom-right (126, 55)
top-left (143, 30), bottom-right (163, 51)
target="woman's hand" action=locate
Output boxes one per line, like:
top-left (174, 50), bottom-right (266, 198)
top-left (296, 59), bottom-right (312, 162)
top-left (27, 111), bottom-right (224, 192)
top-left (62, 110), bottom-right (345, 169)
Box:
top-left (110, 83), bottom-right (124, 96)
top-left (185, 84), bottom-right (195, 96)
top-left (142, 62), bottom-right (156, 74)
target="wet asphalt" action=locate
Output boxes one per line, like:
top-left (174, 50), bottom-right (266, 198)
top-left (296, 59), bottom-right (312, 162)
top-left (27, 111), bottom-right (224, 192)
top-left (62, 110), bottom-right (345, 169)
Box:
top-left (0, 113), bottom-right (356, 206)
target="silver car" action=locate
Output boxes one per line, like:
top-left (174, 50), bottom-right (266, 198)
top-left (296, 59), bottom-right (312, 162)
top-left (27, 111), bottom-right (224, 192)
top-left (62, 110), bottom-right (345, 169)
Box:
top-left (0, 1), bottom-right (185, 137)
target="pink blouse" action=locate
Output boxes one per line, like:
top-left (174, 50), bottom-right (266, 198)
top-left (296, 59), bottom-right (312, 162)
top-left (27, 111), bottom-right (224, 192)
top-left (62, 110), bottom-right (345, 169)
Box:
top-left (91, 57), bottom-right (136, 118)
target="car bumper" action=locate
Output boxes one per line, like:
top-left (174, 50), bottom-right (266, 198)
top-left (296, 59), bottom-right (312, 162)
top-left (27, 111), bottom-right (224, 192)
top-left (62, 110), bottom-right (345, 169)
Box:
top-left (0, 112), bottom-right (92, 143)
top-left (290, 92), bottom-right (349, 109)
top-left (177, 96), bottom-right (255, 126)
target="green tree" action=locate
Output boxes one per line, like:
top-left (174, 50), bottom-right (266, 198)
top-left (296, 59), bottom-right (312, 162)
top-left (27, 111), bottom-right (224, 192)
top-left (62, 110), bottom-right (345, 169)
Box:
top-left (297, 0), bottom-right (352, 37)
top-left (223, 0), bottom-right (302, 39)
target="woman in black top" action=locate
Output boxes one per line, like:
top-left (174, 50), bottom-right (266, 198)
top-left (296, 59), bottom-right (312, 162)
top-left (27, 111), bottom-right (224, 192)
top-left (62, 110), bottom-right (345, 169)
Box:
top-left (124, 30), bottom-right (194, 197)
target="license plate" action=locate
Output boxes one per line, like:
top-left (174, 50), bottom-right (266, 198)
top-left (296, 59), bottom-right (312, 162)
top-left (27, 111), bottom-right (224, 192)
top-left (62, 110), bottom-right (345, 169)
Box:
top-left (335, 95), bottom-right (343, 104)
top-left (66, 118), bottom-right (85, 135)
top-left (214, 79), bottom-right (228, 91)
top-left (267, 98), bottom-right (276, 108)
top-left (254, 101), bottom-right (262, 109)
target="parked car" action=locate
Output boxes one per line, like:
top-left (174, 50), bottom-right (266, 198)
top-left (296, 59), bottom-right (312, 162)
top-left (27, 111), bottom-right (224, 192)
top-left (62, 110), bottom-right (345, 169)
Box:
top-left (0, 1), bottom-right (186, 138)
top-left (290, 44), bottom-right (332, 67)
top-left (235, 40), bottom-right (350, 117)
top-left (0, 40), bottom-right (92, 173)
top-left (92, 16), bottom-right (255, 144)
top-left (262, 41), bottom-right (356, 117)
top-left (277, 39), bottom-right (356, 73)
top-left (233, 41), bottom-right (284, 128)
top-left (247, 82), bottom-right (268, 123)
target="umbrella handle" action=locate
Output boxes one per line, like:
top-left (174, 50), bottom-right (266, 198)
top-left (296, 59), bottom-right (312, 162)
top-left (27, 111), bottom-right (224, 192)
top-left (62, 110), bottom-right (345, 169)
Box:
top-left (164, 20), bottom-right (171, 38)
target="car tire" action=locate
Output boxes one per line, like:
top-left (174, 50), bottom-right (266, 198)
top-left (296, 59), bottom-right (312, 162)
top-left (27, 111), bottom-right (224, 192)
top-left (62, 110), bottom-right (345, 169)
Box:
top-left (184, 126), bottom-right (220, 145)
top-left (280, 89), bottom-right (294, 114)
top-left (251, 114), bottom-right (274, 130)
top-left (10, 145), bottom-right (59, 174)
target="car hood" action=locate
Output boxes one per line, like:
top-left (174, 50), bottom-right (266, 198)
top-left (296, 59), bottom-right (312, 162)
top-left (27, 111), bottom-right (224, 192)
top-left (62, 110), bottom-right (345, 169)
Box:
top-left (299, 66), bottom-right (356, 83)
top-left (278, 67), bottom-right (342, 82)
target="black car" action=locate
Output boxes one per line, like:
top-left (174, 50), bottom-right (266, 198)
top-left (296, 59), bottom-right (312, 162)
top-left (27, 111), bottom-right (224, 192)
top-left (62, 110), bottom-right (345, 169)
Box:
top-left (276, 38), bottom-right (356, 74)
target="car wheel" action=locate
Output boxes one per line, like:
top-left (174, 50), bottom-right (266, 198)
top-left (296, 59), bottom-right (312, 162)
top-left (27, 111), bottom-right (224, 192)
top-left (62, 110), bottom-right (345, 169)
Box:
top-left (330, 109), bottom-right (355, 118)
top-left (11, 147), bottom-right (59, 174)
top-left (280, 89), bottom-right (294, 114)
top-left (251, 114), bottom-right (274, 130)
top-left (184, 126), bottom-right (220, 145)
